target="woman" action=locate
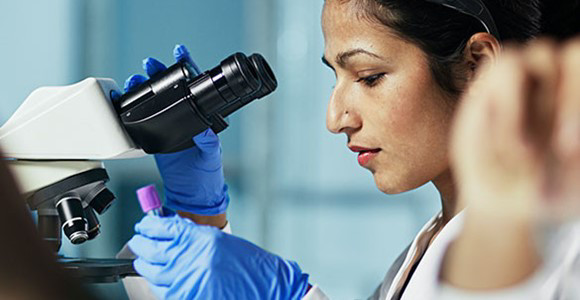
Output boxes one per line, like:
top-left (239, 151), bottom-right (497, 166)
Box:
top-left (126, 0), bottom-right (580, 299)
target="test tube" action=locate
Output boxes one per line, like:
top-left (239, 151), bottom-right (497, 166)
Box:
top-left (136, 185), bottom-right (164, 216)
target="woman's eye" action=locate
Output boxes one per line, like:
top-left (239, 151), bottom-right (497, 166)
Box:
top-left (356, 73), bottom-right (385, 87)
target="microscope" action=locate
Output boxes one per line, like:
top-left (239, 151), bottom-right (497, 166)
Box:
top-left (0, 53), bottom-right (276, 286)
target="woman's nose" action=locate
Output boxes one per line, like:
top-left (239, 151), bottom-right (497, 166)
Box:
top-left (326, 86), bottom-right (361, 134)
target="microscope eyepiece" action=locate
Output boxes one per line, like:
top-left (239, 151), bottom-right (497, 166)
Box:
top-left (56, 195), bottom-right (89, 245)
top-left (249, 54), bottom-right (277, 98)
top-left (217, 53), bottom-right (260, 98)
top-left (116, 52), bottom-right (277, 154)
top-left (219, 54), bottom-right (278, 119)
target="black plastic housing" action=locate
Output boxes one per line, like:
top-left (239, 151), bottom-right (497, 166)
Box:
top-left (116, 52), bottom-right (277, 154)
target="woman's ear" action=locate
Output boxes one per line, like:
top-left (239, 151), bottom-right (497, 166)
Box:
top-left (464, 33), bottom-right (501, 79)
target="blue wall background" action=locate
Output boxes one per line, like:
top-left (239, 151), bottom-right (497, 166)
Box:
top-left (0, 1), bottom-right (439, 298)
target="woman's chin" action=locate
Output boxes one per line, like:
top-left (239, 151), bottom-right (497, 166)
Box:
top-left (374, 175), bottom-right (405, 195)
top-left (373, 172), bottom-right (421, 195)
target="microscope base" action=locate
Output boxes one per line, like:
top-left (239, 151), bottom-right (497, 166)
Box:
top-left (58, 257), bottom-right (137, 284)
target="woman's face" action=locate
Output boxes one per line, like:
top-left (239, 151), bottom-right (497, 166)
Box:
top-left (322, 1), bottom-right (455, 194)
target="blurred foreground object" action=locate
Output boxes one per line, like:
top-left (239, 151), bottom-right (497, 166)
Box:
top-left (0, 151), bottom-right (94, 300)
top-left (442, 39), bottom-right (580, 297)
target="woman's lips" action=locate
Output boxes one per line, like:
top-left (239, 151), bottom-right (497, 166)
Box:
top-left (349, 146), bottom-right (381, 166)
top-left (357, 149), bottom-right (380, 166)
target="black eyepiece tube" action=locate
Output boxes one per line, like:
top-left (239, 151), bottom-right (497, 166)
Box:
top-left (115, 52), bottom-right (277, 154)
top-left (219, 54), bottom-right (278, 119)
top-left (249, 54), bottom-right (277, 99)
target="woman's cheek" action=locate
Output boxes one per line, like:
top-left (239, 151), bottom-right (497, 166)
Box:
top-left (372, 90), bottom-right (423, 139)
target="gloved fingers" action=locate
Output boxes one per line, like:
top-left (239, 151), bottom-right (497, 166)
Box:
top-left (173, 44), bottom-right (201, 75)
top-left (110, 90), bottom-right (121, 101)
top-left (143, 57), bottom-right (167, 78)
top-left (134, 215), bottom-right (192, 239)
top-left (192, 128), bottom-right (221, 158)
top-left (133, 258), bottom-right (175, 286)
top-left (127, 234), bottom-right (172, 264)
top-left (124, 74), bottom-right (148, 93)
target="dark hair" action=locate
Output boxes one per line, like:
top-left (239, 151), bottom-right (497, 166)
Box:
top-left (541, 0), bottom-right (580, 40)
top-left (349, 0), bottom-right (580, 98)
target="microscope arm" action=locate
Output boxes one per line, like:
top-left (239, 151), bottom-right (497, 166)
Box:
top-left (0, 77), bottom-right (146, 160)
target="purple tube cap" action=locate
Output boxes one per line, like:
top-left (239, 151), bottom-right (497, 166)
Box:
top-left (136, 185), bottom-right (162, 213)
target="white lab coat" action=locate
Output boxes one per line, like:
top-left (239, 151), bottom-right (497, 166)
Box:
top-left (304, 211), bottom-right (580, 300)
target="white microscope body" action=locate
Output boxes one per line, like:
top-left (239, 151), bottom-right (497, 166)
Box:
top-left (0, 77), bottom-right (169, 298)
top-left (0, 77), bottom-right (145, 252)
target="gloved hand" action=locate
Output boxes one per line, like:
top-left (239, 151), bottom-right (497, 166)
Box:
top-left (128, 215), bottom-right (310, 299)
top-left (124, 45), bottom-right (229, 215)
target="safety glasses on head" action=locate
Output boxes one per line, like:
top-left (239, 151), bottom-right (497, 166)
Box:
top-left (424, 0), bottom-right (500, 39)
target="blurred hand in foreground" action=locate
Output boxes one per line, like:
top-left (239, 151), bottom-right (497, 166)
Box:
top-left (451, 39), bottom-right (580, 223)
top-left (445, 38), bottom-right (580, 290)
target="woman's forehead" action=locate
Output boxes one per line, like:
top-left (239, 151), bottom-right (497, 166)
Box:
top-left (322, 0), bottom-right (367, 26)
top-left (323, 12), bottom-right (405, 57)
top-left (322, 1), bottom-right (397, 43)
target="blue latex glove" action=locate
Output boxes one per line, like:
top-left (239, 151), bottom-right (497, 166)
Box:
top-left (124, 45), bottom-right (229, 215)
top-left (128, 215), bottom-right (310, 299)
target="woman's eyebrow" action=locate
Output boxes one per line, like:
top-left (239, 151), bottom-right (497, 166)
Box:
top-left (336, 49), bottom-right (384, 67)
top-left (322, 49), bottom-right (386, 70)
